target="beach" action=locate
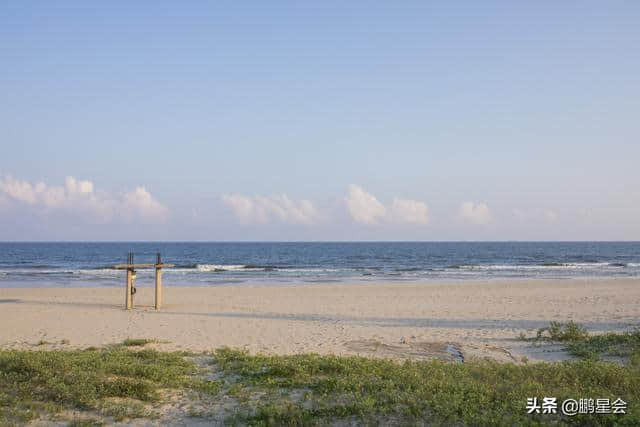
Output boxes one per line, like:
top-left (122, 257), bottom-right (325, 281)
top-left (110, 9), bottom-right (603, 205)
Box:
top-left (1, 278), bottom-right (638, 362)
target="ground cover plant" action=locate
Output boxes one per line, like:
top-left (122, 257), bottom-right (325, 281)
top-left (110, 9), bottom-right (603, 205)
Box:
top-left (211, 348), bottom-right (639, 426)
top-left (527, 321), bottom-right (640, 362)
top-left (1, 333), bottom-right (638, 426)
top-left (0, 341), bottom-right (197, 425)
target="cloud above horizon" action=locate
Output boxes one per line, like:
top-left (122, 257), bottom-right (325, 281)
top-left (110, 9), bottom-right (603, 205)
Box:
top-left (345, 185), bottom-right (429, 225)
top-left (512, 208), bottom-right (558, 224)
top-left (0, 175), bottom-right (168, 223)
top-left (222, 193), bottom-right (320, 225)
top-left (344, 185), bottom-right (387, 225)
top-left (459, 201), bottom-right (492, 225)
top-left (0, 174), bottom-right (603, 241)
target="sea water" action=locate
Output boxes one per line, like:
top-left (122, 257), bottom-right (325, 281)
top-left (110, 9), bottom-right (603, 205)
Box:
top-left (1, 241), bottom-right (639, 288)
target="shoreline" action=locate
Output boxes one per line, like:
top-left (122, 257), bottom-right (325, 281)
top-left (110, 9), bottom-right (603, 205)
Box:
top-left (1, 278), bottom-right (639, 363)
top-left (1, 274), bottom-right (638, 289)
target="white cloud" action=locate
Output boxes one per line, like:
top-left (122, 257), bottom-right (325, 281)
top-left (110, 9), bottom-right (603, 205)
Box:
top-left (389, 198), bottom-right (429, 225)
top-left (459, 201), bottom-right (492, 225)
top-left (345, 185), bottom-right (387, 225)
top-left (542, 209), bottom-right (558, 223)
top-left (345, 185), bottom-right (429, 225)
top-left (65, 176), bottom-right (94, 195)
top-left (222, 193), bottom-right (320, 225)
top-left (0, 176), bottom-right (39, 204)
top-left (512, 208), bottom-right (558, 224)
top-left (122, 186), bottom-right (169, 222)
top-left (222, 194), bottom-right (257, 223)
top-left (0, 175), bottom-right (168, 223)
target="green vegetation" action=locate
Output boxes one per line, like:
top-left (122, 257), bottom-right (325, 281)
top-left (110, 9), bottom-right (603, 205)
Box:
top-left (1, 338), bottom-right (639, 425)
top-left (121, 338), bottom-right (157, 347)
top-left (567, 330), bottom-right (640, 361)
top-left (535, 321), bottom-right (590, 342)
top-left (0, 347), bottom-right (195, 425)
top-left (97, 398), bottom-right (154, 421)
top-left (66, 419), bottom-right (103, 427)
top-left (192, 378), bottom-right (223, 396)
top-left (212, 348), bottom-right (639, 426)
top-left (525, 321), bottom-right (640, 361)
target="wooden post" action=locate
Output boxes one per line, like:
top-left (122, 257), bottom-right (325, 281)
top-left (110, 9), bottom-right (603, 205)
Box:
top-left (126, 268), bottom-right (133, 310)
top-left (155, 252), bottom-right (162, 310)
top-left (130, 271), bottom-right (136, 309)
top-left (155, 266), bottom-right (162, 310)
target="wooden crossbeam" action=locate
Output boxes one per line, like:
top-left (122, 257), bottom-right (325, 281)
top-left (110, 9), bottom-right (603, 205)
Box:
top-left (113, 264), bottom-right (175, 269)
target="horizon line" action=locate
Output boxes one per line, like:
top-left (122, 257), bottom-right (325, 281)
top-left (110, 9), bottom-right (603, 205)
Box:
top-left (1, 240), bottom-right (640, 244)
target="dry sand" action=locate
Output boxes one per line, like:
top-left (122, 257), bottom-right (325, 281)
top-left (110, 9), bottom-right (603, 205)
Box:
top-left (1, 278), bottom-right (639, 362)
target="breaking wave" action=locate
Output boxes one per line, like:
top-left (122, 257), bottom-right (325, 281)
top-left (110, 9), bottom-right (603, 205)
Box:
top-left (450, 262), bottom-right (623, 271)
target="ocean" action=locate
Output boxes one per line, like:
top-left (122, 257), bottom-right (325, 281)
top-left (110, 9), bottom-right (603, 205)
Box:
top-left (0, 242), bottom-right (639, 288)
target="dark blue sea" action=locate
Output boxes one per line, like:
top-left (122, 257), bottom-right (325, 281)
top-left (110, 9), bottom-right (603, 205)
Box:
top-left (1, 242), bottom-right (639, 288)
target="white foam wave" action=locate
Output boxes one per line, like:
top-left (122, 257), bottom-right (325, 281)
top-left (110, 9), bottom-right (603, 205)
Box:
top-left (456, 262), bottom-right (616, 271)
top-left (196, 264), bottom-right (249, 272)
top-left (194, 265), bottom-right (340, 273)
top-left (76, 269), bottom-right (122, 275)
top-left (0, 268), bottom-right (77, 274)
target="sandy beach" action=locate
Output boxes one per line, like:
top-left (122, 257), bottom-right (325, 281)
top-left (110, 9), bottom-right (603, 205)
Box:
top-left (1, 278), bottom-right (639, 362)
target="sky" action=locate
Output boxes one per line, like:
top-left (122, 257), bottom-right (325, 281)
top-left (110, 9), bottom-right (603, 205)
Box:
top-left (1, 1), bottom-right (639, 241)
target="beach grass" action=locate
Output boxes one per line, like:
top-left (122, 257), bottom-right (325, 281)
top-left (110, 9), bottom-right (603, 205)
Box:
top-left (566, 330), bottom-right (640, 361)
top-left (0, 346), bottom-right (196, 425)
top-left (535, 320), bottom-right (590, 342)
top-left (525, 321), bottom-right (640, 362)
top-left (120, 338), bottom-right (158, 347)
top-left (1, 341), bottom-right (639, 426)
top-left (213, 348), bottom-right (639, 426)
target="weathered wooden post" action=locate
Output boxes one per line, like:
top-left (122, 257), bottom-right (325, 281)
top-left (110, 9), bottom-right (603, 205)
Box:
top-left (155, 252), bottom-right (163, 310)
top-left (125, 252), bottom-right (134, 310)
top-left (125, 268), bottom-right (132, 309)
top-left (130, 270), bottom-right (137, 309)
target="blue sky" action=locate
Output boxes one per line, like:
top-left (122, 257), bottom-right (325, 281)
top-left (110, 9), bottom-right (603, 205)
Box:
top-left (1, 1), bottom-right (639, 240)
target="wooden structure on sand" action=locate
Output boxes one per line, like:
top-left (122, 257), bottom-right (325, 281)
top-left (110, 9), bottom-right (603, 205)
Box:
top-left (113, 253), bottom-right (174, 310)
